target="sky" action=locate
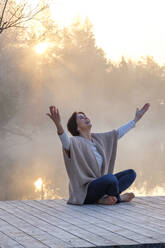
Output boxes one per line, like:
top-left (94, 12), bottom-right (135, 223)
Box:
top-left (8, 0), bottom-right (165, 199)
top-left (48, 0), bottom-right (165, 65)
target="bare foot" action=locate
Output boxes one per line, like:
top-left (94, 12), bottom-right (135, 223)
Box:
top-left (98, 195), bottom-right (117, 205)
top-left (120, 192), bottom-right (135, 202)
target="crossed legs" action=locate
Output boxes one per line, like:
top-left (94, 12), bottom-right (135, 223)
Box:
top-left (84, 169), bottom-right (136, 204)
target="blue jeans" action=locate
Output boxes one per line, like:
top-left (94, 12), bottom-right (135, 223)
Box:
top-left (84, 169), bottom-right (136, 204)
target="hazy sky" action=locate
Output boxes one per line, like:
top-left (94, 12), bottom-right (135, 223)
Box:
top-left (49, 0), bottom-right (165, 65)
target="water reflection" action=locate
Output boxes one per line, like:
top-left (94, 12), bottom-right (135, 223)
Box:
top-left (32, 183), bottom-right (165, 200)
top-left (31, 180), bottom-right (165, 200)
top-left (128, 184), bottom-right (165, 197)
top-left (34, 177), bottom-right (44, 199)
top-left (33, 177), bottom-right (63, 200)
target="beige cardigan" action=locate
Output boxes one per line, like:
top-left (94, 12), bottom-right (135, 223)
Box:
top-left (62, 130), bottom-right (118, 205)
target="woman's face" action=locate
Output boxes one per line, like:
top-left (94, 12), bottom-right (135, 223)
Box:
top-left (76, 112), bottom-right (92, 132)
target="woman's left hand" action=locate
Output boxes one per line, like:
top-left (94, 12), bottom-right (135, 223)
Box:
top-left (134, 103), bottom-right (150, 123)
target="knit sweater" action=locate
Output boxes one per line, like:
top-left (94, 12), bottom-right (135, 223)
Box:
top-left (60, 120), bottom-right (135, 170)
top-left (62, 130), bottom-right (118, 205)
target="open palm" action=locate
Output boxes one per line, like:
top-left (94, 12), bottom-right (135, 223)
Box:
top-left (134, 103), bottom-right (150, 123)
top-left (46, 106), bottom-right (61, 126)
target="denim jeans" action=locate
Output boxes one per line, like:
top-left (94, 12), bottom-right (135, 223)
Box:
top-left (84, 169), bottom-right (136, 204)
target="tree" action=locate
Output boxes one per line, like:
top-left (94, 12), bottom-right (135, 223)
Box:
top-left (0, 0), bottom-right (48, 34)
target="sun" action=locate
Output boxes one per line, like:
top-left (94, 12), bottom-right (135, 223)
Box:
top-left (34, 42), bottom-right (49, 54)
top-left (28, 0), bottom-right (165, 64)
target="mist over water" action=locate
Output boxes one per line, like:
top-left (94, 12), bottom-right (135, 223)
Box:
top-left (0, 16), bottom-right (165, 200)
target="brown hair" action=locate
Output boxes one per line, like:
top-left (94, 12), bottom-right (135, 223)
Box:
top-left (67, 111), bottom-right (85, 136)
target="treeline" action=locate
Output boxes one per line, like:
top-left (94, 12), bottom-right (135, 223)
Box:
top-left (0, 14), bottom-right (165, 200)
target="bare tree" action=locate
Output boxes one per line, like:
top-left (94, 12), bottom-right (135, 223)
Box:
top-left (0, 0), bottom-right (48, 34)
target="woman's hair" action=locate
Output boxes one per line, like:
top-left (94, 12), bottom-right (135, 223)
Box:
top-left (67, 111), bottom-right (85, 136)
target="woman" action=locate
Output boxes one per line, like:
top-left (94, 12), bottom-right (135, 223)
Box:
top-left (47, 103), bottom-right (150, 205)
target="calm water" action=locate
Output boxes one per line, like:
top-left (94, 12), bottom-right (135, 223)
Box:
top-left (1, 129), bottom-right (165, 201)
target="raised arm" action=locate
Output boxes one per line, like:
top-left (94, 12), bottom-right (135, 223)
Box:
top-left (117, 120), bottom-right (135, 139)
top-left (46, 106), bottom-right (71, 157)
top-left (117, 103), bottom-right (150, 139)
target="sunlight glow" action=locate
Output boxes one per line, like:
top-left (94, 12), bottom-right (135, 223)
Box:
top-left (49, 0), bottom-right (165, 65)
top-left (34, 177), bottom-right (43, 191)
top-left (34, 42), bottom-right (49, 54)
top-left (128, 185), bottom-right (165, 196)
top-left (21, 0), bottom-right (165, 64)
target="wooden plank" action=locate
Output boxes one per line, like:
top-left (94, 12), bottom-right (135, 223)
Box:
top-left (0, 197), bottom-right (164, 247)
top-left (25, 200), bottom-right (141, 245)
top-left (0, 206), bottom-right (73, 247)
top-left (49, 198), bottom-right (164, 243)
top-left (0, 231), bottom-right (24, 248)
top-left (82, 202), bottom-right (165, 240)
top-left (113, 202), bottom-right (165, 227)
top-left (112, 206), bottom-right (165, 236)
top-left (27, 199), bottom-right (158, 244)
top-left (82, 204), bottom-right (165, 241)
top-left (118, 200), bottom-right (165, 223)
top-left (133, 197), bottom-right (165, 212)
top-left (5, 200), bottom-right (121, 246)
top-left (101, 201), bottom-right (165, 226)
top-left (0, 201), bottom-right (93, 248)
top-left (0, 218), bottom-right (48, 248)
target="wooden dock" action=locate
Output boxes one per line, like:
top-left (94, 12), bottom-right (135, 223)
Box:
top-left (0, 196), bottom-right (165, 248)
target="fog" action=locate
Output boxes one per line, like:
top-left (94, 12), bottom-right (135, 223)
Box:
top-left (0, 15), bottom-right (165, 200)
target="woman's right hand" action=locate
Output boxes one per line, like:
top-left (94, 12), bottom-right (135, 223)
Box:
top-left (46, 106), bottom-right (61, 127)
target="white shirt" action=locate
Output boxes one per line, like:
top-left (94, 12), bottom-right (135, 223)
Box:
top-left (59, 120), bottom-right (135, 170)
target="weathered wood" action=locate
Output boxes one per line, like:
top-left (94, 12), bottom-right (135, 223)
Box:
top-left (0, 196), bottom-right (165, 247)
top-left (0, 201), bottom-right (93, 248)
top-left (48, 199), bottom-right (163, 243)
top-left (0, 231), bottom-right (24, 248)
